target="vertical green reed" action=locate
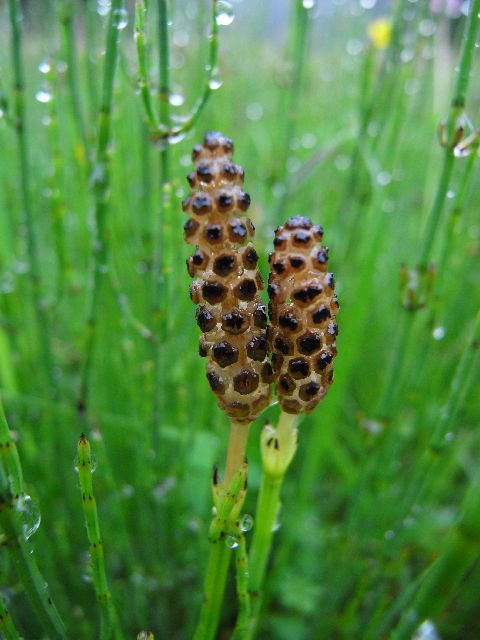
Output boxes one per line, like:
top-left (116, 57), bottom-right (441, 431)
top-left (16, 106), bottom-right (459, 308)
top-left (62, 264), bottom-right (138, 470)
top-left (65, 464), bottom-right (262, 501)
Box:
top-left (57, 0), bottom-right (90, 161)
top-left (0, 396), bottom-right (66, 638)
top-left (7, 0), bottom-right (57, 395)
top-left (275, 0), bottom-right (310, 219)
top-left (78, 0), bottom-right (124, 413)
top-left (391, 463), bottom-right (480, 640)
top-left (76, 434), bottom-right (122, 640)
top-left (377, 0), bottom-right (480, 419)
top-left (0, 594), bottom-right (21, 640)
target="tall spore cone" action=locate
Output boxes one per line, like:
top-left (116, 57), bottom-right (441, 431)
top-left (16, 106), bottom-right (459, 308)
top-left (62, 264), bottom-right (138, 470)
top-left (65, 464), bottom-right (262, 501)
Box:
top-left (268, 216), bottom-right (339, 414)
top-left (183, 132), bottom-right (273, 423)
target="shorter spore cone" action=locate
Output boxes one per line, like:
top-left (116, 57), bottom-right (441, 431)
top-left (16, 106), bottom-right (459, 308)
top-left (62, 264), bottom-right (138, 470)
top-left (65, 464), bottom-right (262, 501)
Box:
top-left (268, 215), bottom-right (339, 414)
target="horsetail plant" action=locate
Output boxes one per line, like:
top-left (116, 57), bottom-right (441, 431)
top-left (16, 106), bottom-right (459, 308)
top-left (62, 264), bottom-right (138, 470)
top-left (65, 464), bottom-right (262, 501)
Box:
top-left (184, 132), bottom-right (271, 640)
top-left (78, 0), bottom-right (125, 415)
top-left (0, 396), bottom-right (66, 638)
top-left (76, 433), bottom-right (122, 640)
top-left (133, 0), bottom-right (222, 443)
top-left (239, 216), bottom-right (339, 639)
top-left (7, 0), bottom-right (57, 396)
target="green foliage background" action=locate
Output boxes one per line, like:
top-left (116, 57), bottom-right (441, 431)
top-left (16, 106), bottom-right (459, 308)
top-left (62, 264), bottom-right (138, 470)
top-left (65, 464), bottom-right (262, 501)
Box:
top-left (0, 0), bottom-right (479, 638)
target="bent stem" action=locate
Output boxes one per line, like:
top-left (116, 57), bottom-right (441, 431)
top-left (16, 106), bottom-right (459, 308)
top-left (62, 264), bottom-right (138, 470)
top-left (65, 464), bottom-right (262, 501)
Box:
top-left (193, 420), bottom-right (251, 640)
top-left (241, 412), bottom-right (298, 640)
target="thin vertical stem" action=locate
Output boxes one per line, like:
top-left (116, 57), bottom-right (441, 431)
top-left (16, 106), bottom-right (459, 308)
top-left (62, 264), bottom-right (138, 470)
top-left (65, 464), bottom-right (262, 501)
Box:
top-left (377, 1), bottom-right (480, 419)
top-left (150, 0), bottom-right (172, 444)
top-left (77, 434), bottom-right (123, 640)
top-left (78, 0), bottom-right (124, 413)
top-left (0, 396), bottom-right (66, 639)
top-left (193, 420), bottom-right (251, 640)
top-left (0, 594), bottom-right (21, 640)
top-left (8, 0), bottom-right (57, 396)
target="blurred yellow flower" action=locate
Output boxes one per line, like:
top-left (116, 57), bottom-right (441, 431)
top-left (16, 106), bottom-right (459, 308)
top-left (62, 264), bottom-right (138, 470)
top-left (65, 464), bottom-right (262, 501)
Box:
top-left (368, 17), bottom-right (392, 50)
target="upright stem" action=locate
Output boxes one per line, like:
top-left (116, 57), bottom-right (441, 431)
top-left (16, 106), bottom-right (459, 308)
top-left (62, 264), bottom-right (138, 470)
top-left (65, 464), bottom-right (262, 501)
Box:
top-left (240, 412), bottom-right (298, 640)
top-left (150, 0), bottom-right (172, 444)
top-left (78, 0), bottom-right (123, 413)
top-left (8, 0), bottom-right (57, 396)
top-left (276, 0), bottom-right (309, 219)
top-left (0, 396), bottom-right (66, 639)
top-left (377, 0), bottom-right (480, 420)
top-left (57, 0), bottom-right (90, 162)
top-left (193, 420), bottom-right (251, 640)
top-left (225, 421), bottom-right (250, 485)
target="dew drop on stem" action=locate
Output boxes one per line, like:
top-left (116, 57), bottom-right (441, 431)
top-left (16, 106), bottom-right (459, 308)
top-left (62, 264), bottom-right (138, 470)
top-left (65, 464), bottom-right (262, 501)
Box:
top-left (113, 7), bottom-right (128, 30)
top-left (225, 534), bottom-right (239, 549)
top-left (215, 1), bottom-right (235, 26)
top-left (16, 494), bottom-right (41, 540)
top-left (240, 514), bottom-right (254, 532)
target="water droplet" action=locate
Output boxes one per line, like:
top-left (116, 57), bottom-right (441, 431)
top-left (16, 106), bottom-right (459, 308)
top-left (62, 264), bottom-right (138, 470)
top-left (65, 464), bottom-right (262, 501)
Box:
top-left (302, 0), bottom-right (315, 8)
top-left (152, 476), bottom-right (176, 502)
top-left (454, 145), bottom-right (471, 158)
top-left (418, 19), bottom-right (436, 37)
top-left (335, 154), bottom-right (351, 171)
top-left (377, 171), bottom-right (392, 186)
top-left (446, 189), bottom-right (455, 199)
top-left (56, 60), bottom-right (68, 74)
top-left (97, 0), bottom-right (111, 16)
top-left (38, 59), bottom-right (51, 74)
top-left (240, 514), bottom-right (254, 532)
top-left (405, 78), bottom-right (420, 96)
top-left (35, 89), bottom-right (52, 104)
top-left (301, 132), bottom-right (317, 149)
top-left (113, 7), bottom-right (128, 30)
top-left (246, 102), bottom-right (263, 121)
top-left (384, 529), bottom-right (395, 540)
top-left (432, 326), bottom-right (445, 340)
top-left (173, 29), bottom-right (189, 47)
top-left (16, 495), bottom-right (41, 540)
top-left (360, 0), bottom-right (376, 7)
top-left (225, 534), bottom-right (239, 549)
top-left (413, 620), bottom-right (441, 640)
top-left (444, 432), bottom-right (455, 443)
top-left (400, 48), bottom-right (415, 64)
top-left (346, 39), bottom-right (363, 56)
top-left (215, 1), bottom-right (235, 26)
top-left (169, 92), bottom-right (184, 107)
top-left (208, 67), bottom-right (223, 90)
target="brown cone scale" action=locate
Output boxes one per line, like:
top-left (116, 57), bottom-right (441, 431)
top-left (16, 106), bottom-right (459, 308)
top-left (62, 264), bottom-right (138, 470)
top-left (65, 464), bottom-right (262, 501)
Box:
top-left (268, 216), bottom-right (339, 414)
top-left (184, 132), bottom-right (271, 423)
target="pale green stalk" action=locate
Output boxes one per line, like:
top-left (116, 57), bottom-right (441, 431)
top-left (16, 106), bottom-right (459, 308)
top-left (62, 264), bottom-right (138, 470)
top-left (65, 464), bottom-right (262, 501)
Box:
top-left (193, 422), bottom-right (250, 640)
top-left (240, 412), bottom-right (298, 640)
top-left (77, 434), bottom-right (123, 640)
top-left (231, 534), bottom-right (251, 640)
top-left (78, 0), bottom-right (124, 413)
top-left (8, 0), bottom-right (57, 396)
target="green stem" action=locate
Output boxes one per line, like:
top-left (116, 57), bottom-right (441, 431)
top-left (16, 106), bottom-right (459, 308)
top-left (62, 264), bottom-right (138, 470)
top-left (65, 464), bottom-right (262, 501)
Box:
top-left (0, 397), bottom-right (66, 638)
top-left (8, 0), bottom-right (57, 396)
top-left (57, 0), bottom-right (90, 162)
top-left (239, 412), bottom-right (298, 640)
top-left (377, 1), bottom-right (480, 419)
top-left (391, 465), bottom-right (480, 640)
top-left (0, 594), bottom-right (21, 640)
top-left (276, 0), bottom-right (309, 219)
top-left (77, 434), bottom-right (123, 640)
top-left (193, 541), bottom-right (231, 640)
top-left (78, 0), bottom-right (124, 413)
top-left (193, 421), bottom-right (251, 640)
